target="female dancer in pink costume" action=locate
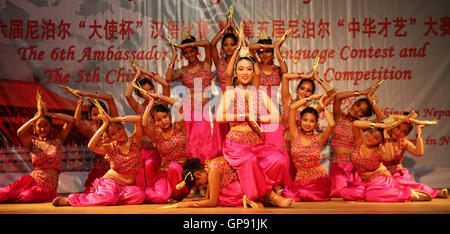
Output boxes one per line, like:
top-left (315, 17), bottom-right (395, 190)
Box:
top-left (215, 40), bottom-right (293, 208)
top-left (52, 113), bottom-right (146, 206)
top-left (125, 63), bottom-right (170, 188)
top-left (70, 89), bottom-right (118, 193)
top-left (248, 31), bottom-right (288, 152)
top-left (340, 121), bottom-right (432, 202)
top-left (211, 17), bottom-right (239, 145)
top-left (211, 16), bottom-right (238, 91)
top-left (282, 95), bottom-right (335, 201)
top-left (141, 94), bottom-right (191, 203)
top-left (329, 87), bottom-right (385, 197)
top-left (167, 33), bottom-right (222, 163)
top-left (281, 71), bottom-right (334, 179)
top-left (382, 114), bottom-right (447, 198)
top-left (172, 157), bottom-right (293, 208)
top-left (0, 95), bottom-right (73, 203)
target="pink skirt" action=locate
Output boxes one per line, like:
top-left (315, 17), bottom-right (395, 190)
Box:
top-left (340, 175), bottom-right (412, 202)
top-left (392, 168), bottom-right (438, 198)
top-left (329, 162), bottom-right (361, 198)
top-left (83, 155), bottom-right (110, 193)
top-left (218, 180), bottom-right (245, 207)
top-left (183, 108), bottom-right (223, 163)
top-left (68, 178), bottom-right (146, 206)
top-left (262, 123), bottom-right (285, 152)
top-left (135, 145), bottom-right (161, 188)
top-left (0, 174), bottom-right (57, 203)
top-left (222, 138), bottom-right (292, 201)
top-left (144, 162), bottom-right (190, 203)
top-left (282, 177), bottom-right (331, 202)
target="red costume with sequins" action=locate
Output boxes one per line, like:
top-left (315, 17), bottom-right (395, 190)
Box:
top-left (67, 138), bottom-right (146, 206)
top-left (282, 134), bottom-right (330, 201)
top-left (145, 127), bottom-right (190, 203)
top-left (181, 62), bottom-right (223, 163)
top-left (0, 137), bottom-right (62, 203)
top-left (340, 145), bottom-right (412, 202)
top-left (383, 138), bottom-right (438, 197)
top-left (329, 115), bottom-right (361, 197)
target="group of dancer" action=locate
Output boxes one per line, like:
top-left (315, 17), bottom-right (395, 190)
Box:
top-left (0, 13), bottom-right (447, 209)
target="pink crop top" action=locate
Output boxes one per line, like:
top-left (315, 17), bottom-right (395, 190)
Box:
top-left (155, 127), bottom-right (189, 163)
top-left (259, 66), bottom-right (281, 98)
top-left (182, 62), bottom-right (213, 91)
top-left (216, 57), bottom-right (232, 91)
top-left (207, 159), bottom-right (238, 188)
top-left (351, 145), bottom-right (383, 172)
top-left (383, 138), bottom-right (407, 172)
top-left (106, 137), bottom-right (142, 175)
top-left (228, 88), bottom-right (260, 128)
top-left (31, 137), bottom-right (63, 171)
top-left (330, 115), bottom-right (354, 148)
top-left (291, 134), bottom-right (322, 169)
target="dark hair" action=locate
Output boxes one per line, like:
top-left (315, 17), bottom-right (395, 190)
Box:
top-left (88, 100), bottom-right (109, 119)
top-left (256, 38), bottom-right (274, 54)
top-left (151, 103), bottom-right (171, 120)
top-left (106, 122), bottom-right (124, 137)
top-left (134, 78), bottom-right (155, 98)
top-left (399, 111), bottom-right (414, 133)
top-left (181, 35), bottom-right (198, 51)
top-left (354, 98), bottom-right (374, 117)
top-left (182, 158), bottom-right (204, 188)
top-left (296, 79), bottom-right (316, 94)
top-left (222, 33), bottom-right (238, 46)
top-left (34, 116), bottom-right (53, 127)
top-left (367, 128), bottom-right (385, 146)
top-left (300, 107), bottom-right (319, 121)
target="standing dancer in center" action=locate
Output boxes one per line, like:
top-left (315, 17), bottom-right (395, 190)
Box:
top-left (167, 31), bottom-right (222, 164)
top-left (216, 38), bottom-right (293, 208)
top-left (329, 86), bottom-right (385, 197)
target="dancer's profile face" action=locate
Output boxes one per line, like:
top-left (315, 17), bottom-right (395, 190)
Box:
top-left (139, 83), bottom-right (155, 99)
top-left (235, 59), bottom-right (254, 85)
top-left (194, 170), bottom-right (208, 186)
top-left (350, 101), bottom-right (369, 119)
top-left (296, 81), bottom-right (314, 99)
top-left (182, 47), bottom-right (198, 63)
top-left (152, 111), bottom-right (171, 129)
top-left (35, 117), bottom-right (51, 137)
top-left (365, 130), bottom-right (382, 146)
top-left (222, 37), bottom-right (237, 56)
top-left (300, 112), bottom-right (317, 132)
top-left (392, 123), bottom-right (411, 139)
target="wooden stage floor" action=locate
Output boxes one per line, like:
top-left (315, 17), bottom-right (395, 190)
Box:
top-left (1, 197), bottom-right (449, 214)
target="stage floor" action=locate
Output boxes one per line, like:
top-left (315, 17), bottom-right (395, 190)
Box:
top-left (1, 197), bottom-right (449, 214)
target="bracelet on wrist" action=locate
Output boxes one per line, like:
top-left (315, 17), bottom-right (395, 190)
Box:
top-left (193, 201), bottom-right (200, 208)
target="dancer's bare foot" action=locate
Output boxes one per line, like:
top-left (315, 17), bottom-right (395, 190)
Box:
top-left (52, 196), bottom-right (70, 206)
